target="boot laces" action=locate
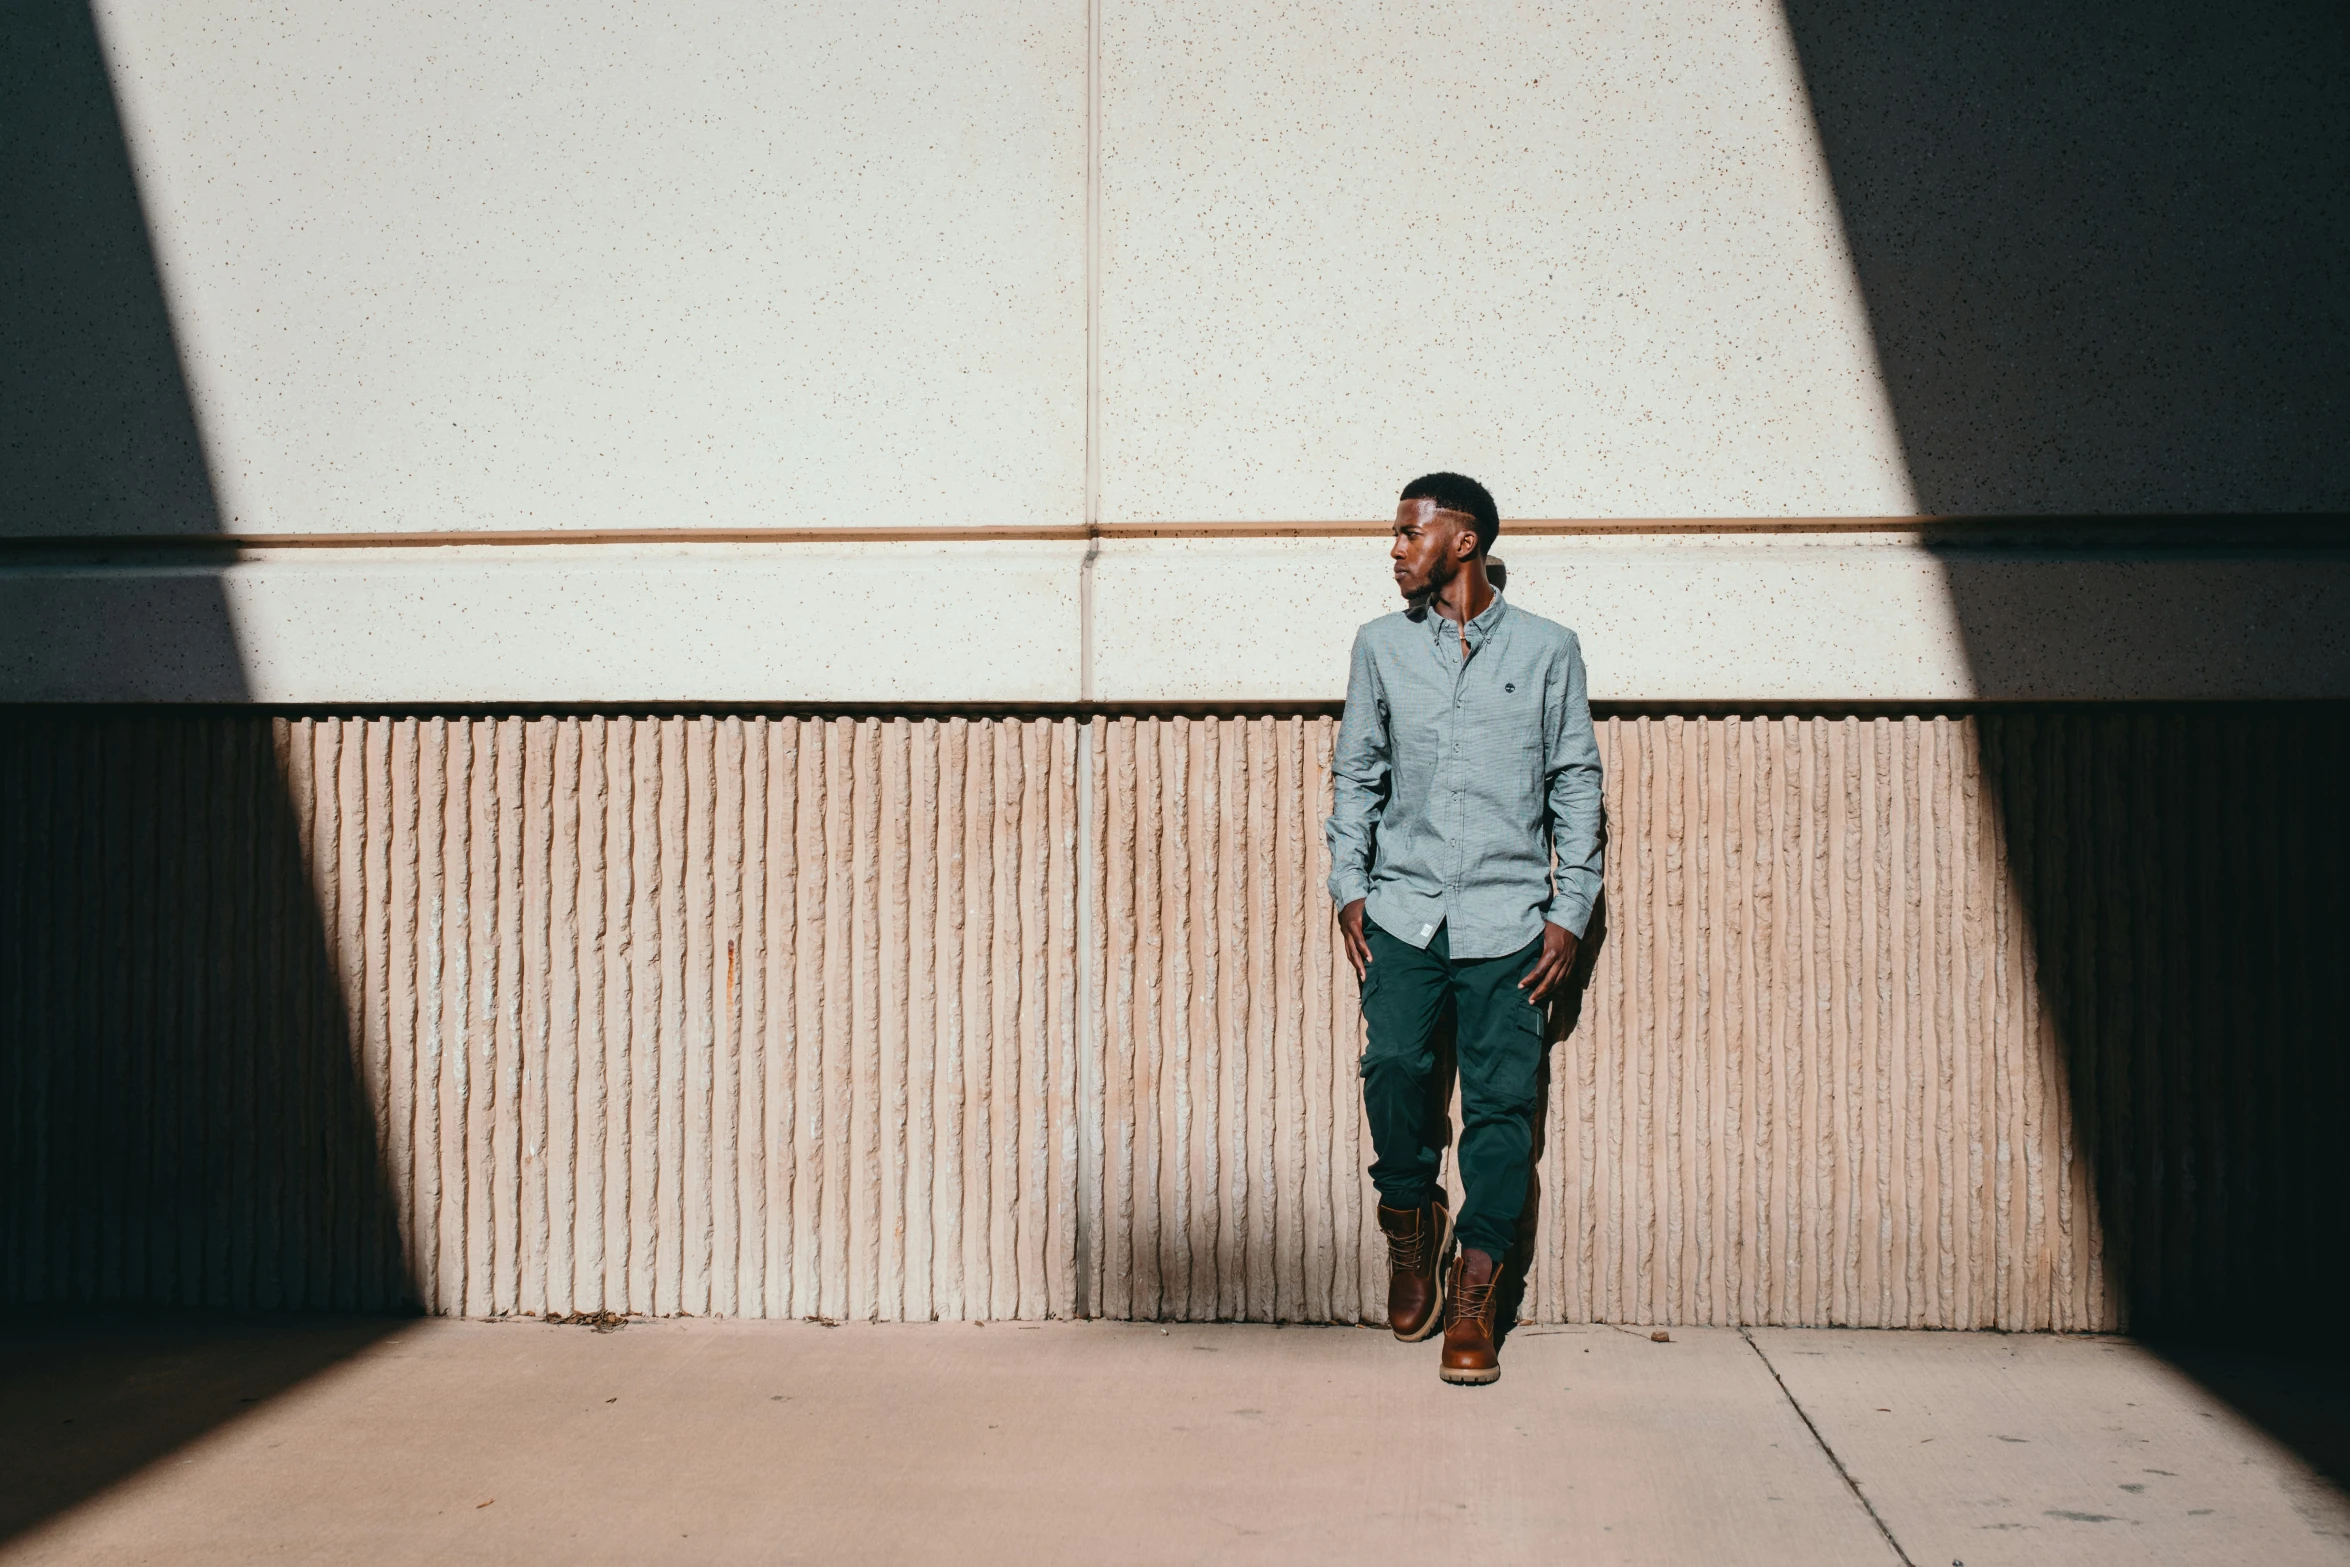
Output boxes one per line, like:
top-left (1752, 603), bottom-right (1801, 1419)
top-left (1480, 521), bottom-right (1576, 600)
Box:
top-left (1384, 1221), bottom-right (1429, 1275)
top-left (1446, 1264), bottom-right (1498, 1326)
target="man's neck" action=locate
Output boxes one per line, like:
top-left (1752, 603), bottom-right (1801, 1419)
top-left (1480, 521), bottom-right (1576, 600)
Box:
top-left (1430, 563), bottom-right (1496, 630)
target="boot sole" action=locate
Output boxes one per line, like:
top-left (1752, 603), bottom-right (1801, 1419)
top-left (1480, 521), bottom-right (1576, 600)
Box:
top-left (1390, 1203), bottom-right (1454, 1344)
top-left (1439, 1363), bottom-right (1501, 1386)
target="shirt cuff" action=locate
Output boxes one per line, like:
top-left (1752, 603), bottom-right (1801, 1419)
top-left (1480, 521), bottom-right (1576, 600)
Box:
top-left (1330, 869), bottom-right (1371, 907)
top-left (1544, 896), bottom-right (1594, 941)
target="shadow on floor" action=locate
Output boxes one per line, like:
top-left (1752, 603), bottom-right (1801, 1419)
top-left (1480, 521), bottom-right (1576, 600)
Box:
top-left (0, 1312), bottom-right (408, 1544)
top-left (2155, 1340), bottom-right (2350, 1498)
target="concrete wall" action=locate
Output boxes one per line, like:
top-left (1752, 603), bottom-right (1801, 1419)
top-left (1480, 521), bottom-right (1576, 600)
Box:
top-left (9, 528), bottom-right (2349, 705)
top-left (57, 0), bottom-right (2325, 537)
top-left (44, 0), bottom-right (1087, 538)
top-left (10, 708), bottom-right (2342, 1331)
top-left (8, 1), bottom-right (2344, 706)
top-left (27, 0), bottom-right (1905, 541)
top-left (5, 3), bottom-right (2345, 1336)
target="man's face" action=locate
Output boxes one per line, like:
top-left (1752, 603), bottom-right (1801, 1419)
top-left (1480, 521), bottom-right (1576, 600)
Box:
top-left (1390, 497), bottom-right (1476, 601)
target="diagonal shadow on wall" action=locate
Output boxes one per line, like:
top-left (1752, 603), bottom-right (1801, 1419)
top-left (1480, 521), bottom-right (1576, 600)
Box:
top-left (1781, 0), bottom-right (2349, 521)
top-left (0, 0), bottom-right (414, 1544)
top-left (1783, 0), bottom-right (2350, 1486)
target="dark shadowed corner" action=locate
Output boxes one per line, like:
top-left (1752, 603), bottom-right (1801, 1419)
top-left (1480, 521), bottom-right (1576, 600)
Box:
top-left (1782, 0), bottom-right (2350, 1483)
top-left (0, 0), bottom-right (414, 1545)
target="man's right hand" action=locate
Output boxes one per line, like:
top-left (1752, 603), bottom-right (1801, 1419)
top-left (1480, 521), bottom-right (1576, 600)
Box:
top-left (1339, 899), bottom-right (1372, 981)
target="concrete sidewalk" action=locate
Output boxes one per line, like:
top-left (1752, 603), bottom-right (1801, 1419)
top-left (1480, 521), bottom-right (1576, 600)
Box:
top-left (5, 1317), bottom-right (2346, 1565)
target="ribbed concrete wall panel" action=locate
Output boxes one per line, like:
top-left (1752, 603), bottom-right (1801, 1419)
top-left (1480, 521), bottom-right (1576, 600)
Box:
top-left (6, 710), bottom-right (2340, 1329)
top-left (1, 714), bottom-right (1084, 1322)
top-left (1088, 716), bottom-right (1379, 1325)
top-left (1078, 713), bottom-right (2280, 1333)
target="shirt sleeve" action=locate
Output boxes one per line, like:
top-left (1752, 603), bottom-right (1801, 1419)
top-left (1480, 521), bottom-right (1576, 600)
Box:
top-left (1324, 629), bottom-right (1389, 908)
top-left (1543, 631), bottom-right (1605, 939)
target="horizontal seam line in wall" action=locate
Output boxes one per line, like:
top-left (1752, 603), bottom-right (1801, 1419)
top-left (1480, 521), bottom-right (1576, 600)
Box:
top-left (10, 699), bottom-right (2348, 722)
top-left (4, 513), bottom-right (2346, 552)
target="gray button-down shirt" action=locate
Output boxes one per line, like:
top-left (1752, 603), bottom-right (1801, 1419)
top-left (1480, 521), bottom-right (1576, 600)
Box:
top-left (1325, 593), bottom-right (1605, 957)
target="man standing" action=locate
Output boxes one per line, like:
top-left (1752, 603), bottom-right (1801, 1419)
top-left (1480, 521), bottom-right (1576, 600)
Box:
top-left (1326, 473), bottom-right (1604, 1385)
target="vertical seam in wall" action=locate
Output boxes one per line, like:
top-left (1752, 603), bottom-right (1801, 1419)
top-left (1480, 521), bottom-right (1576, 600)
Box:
top-left (1072, 0), bottom-right (1105, 1315)
top-left (1079, 0), bottom-right (1103, 705)
top-left (1083, 0), bottom-right (1101, 526)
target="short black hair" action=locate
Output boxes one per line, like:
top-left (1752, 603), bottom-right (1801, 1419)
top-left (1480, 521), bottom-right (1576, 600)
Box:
top-left (1399, 472), bottom-right (1499, 556)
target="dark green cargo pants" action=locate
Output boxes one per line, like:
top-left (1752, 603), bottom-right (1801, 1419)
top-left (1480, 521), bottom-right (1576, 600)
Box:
top-left (1359, 920), bottom-right (1545, 1260)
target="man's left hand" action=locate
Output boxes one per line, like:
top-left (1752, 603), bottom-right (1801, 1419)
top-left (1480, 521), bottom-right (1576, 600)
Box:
top-left (1518, 922), bottom-right (1579, 1005)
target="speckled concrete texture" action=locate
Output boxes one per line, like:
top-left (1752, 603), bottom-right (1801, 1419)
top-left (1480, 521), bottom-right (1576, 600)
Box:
top-left (1097, 0), bottom-right (1915, 521)
top-left (18, 0), bottom-right (2341, 554)
top-left (0, 543), bottom-right (1086, 703)
top-left (61, 1), bottom-right (1085, 537)
top-left (1086, 535), bottom-right (2350, 702)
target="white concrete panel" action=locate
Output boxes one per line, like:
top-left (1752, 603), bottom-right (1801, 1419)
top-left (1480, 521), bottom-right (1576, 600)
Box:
top-left (6, 537), bottom-right (2344, 703)
top-left (1097, 0), bottom-right (1915, 521)
top-left (83, 1), bottom-right (1085, 536)
top-left (1085, 537), bottom-right (2350, 702)
top-left (0, 545), bottom-right (1084, 703)
top-left (1092, 537), bottom-right (1949, 701)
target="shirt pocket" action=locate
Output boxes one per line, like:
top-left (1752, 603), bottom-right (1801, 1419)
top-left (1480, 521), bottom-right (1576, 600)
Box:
top-left (1463, 688), bottom-right (1546, 809)
top-left (1467, 685), bottom-right (1544, 754)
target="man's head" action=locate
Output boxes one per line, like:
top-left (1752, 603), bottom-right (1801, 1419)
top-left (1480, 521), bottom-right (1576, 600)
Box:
top-left (1390, 471), bottom-right (1500, 601)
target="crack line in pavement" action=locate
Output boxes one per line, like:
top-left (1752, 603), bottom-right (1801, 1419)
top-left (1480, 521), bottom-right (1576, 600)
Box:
top-left (1740, 1328), bottom-right (1916, 1567)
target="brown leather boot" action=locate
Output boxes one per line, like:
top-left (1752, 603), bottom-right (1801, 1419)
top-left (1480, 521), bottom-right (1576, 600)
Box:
top-left (1439, 1247), bottom-right (1502, 1384)
top-left (1376, 1195), bottom-right (1452, 1342)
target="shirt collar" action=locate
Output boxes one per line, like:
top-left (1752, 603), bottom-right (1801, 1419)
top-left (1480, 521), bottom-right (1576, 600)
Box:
top-left (1430, 590), bottom-right (1508, 649)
